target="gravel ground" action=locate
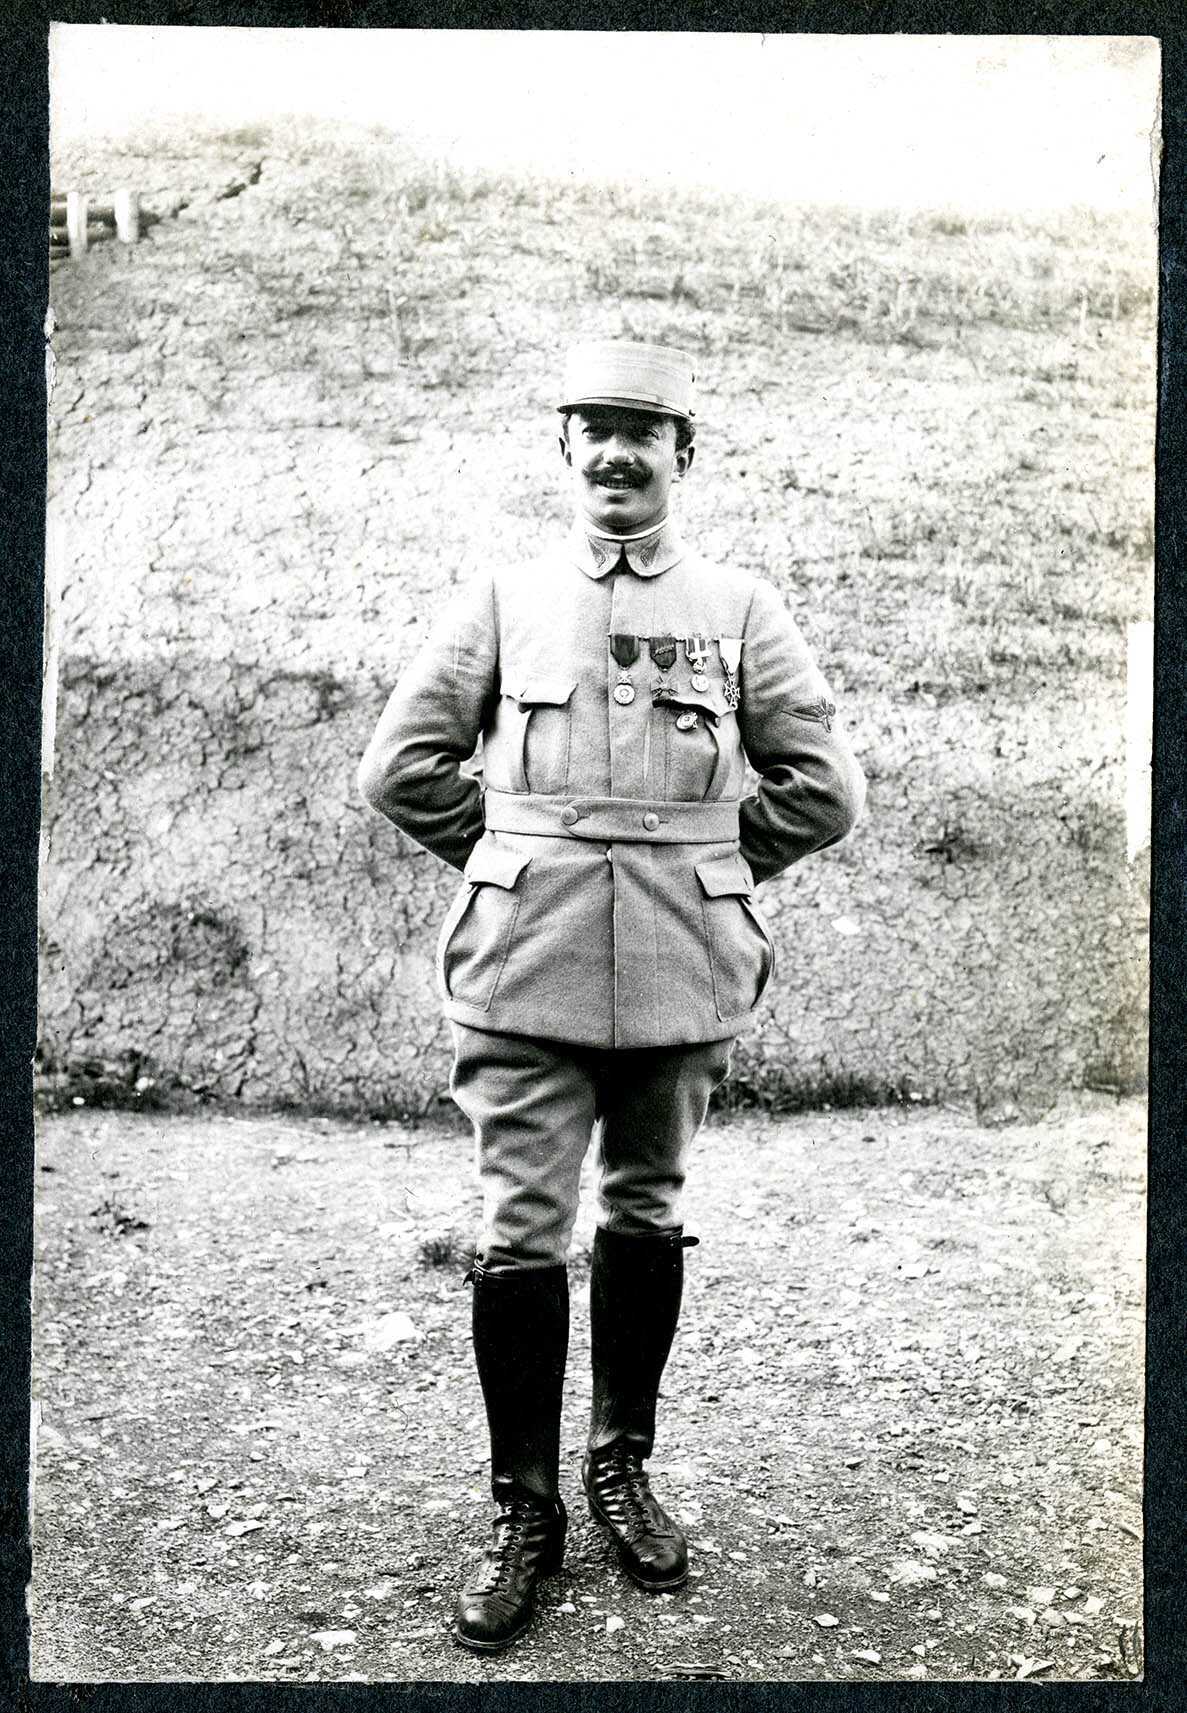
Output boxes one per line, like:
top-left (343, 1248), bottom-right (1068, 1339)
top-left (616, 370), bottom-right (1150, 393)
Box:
top-left (30, 1095), bottom-right (1144, 1683)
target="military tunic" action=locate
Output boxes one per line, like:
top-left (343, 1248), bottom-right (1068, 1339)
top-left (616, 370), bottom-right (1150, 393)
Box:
top-left (359, 518), bottom-right (866, 1051)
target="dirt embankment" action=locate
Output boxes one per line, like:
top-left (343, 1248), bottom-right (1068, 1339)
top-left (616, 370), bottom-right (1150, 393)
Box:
top-left (41, 123), bottom-right (1153, 1115)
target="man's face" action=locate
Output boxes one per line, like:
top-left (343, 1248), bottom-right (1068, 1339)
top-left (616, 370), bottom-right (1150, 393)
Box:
top-left (561, 406), bottom-right (694, 535)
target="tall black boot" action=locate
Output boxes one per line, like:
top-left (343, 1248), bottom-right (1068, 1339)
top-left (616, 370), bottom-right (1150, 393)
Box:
top-left (582, 1225), bottom-right (697, 1590)
top-left (453, 1262), bottom-right (569, 1653)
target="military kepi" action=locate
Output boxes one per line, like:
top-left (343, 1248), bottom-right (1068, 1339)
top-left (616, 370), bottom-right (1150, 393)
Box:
top-left (558, 340), bottom-right (696, 422)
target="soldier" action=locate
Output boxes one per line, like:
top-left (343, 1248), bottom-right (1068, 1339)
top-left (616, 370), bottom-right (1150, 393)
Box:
top-left (358, 340), bottom-right (866, 1653)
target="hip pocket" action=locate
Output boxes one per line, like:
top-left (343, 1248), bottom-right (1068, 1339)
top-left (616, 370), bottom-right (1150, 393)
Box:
top-left (695, 852), bottom-right (775, 1021)
top-left (438, 841), bottom-right (532, 1011)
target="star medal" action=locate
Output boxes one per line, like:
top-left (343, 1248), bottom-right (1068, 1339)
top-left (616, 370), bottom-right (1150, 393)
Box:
top-left (717, 636), bottom-right (743, 710)
top-left (685, 633), bottom-right (711, 692)
top-left (610, 634), bottom-right (640, 705)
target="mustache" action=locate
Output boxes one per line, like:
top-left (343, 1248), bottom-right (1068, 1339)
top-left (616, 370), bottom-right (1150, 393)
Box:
top-left (588, 466), bottom-right (646, 486)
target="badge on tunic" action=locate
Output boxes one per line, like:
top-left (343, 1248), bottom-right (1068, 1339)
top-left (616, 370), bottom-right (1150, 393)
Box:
top-left (610, 634), bottom-right (640, 706)
top-left (788, 695), bottom-right (836, 731)
top-left (675, 711), bottom-right (699, 731)
top-left (717, 636), bottom-right (743, 711)
top-left (649, 636), bottom-right (677, 671)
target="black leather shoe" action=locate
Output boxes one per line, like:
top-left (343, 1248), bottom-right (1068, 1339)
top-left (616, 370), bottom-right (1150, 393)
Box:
top-left (453, 1488), bottom-right (567, 1653)
top-left (583, 1441), bottom-right (688, 1590)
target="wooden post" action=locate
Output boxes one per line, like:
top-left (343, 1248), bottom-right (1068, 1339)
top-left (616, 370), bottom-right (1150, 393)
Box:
top-left (66, 191), bottom-right (88, 258)
top-left (114, 188), bottom-right (140, 243)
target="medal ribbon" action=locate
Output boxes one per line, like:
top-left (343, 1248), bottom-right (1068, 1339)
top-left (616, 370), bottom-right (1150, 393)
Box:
top-left (717, 637), bottom-right (743, 675)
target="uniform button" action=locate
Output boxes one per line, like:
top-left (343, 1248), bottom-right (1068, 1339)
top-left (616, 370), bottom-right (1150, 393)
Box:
top-left (560, 806), bottom-right (579, 826)
top-left (642, 812), bottom-right (660, 831)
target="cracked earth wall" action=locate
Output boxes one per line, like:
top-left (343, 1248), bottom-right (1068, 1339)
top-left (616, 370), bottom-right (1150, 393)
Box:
top-left (39, 125), bottom-right (1153, 1115)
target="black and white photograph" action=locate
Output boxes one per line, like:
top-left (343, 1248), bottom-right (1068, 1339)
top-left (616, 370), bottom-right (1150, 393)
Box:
top-left (32, 26), bottom-right (1157, 1683)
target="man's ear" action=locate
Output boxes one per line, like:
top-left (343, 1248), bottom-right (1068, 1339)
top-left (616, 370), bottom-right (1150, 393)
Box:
top-left (559, 432), bottom-right (572, 468)
top-left (674, 443), bottom-right (695, 480)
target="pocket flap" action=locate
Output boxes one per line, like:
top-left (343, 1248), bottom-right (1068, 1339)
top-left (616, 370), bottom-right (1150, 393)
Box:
top-left (504, 677), bottom-right (577, 708)
top-left (464, 841), bottom-right (532, 889)
top-left (695, 852), bottom-right (754, 898)
top-left (654, 685), bottom-right (727, 724)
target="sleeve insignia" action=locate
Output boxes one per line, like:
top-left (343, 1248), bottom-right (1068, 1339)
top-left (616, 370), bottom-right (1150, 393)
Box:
top-left (787, 696), bottom-right (837, 732)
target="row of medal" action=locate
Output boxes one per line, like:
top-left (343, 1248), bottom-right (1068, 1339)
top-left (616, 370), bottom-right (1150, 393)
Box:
top-left (609, 634), bottom-right (743, 719)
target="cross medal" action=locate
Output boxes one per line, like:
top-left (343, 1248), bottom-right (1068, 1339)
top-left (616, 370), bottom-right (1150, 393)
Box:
top-left (718, 637), bottom-right (743, 710)
top-left (685, 634), bottom-right (711, 692)
top-left (610, 634), bottom-right (640, 705)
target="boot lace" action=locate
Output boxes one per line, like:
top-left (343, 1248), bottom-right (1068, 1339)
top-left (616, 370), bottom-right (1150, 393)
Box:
top-left (474, 1502), bottom-right (530, 1593)
top-left (597, 1445), bottom-right (661, 1539)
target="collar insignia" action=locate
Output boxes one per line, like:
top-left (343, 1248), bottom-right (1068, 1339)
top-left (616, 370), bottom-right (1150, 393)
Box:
top-left (566, 518), bottom-right (686, 581)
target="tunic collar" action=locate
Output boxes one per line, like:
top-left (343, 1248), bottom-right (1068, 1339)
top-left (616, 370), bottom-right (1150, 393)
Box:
top-left (565, 516), bottom-right (687, 580)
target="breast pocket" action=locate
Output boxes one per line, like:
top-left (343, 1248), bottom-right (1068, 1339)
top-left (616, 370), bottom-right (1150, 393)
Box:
top-left (438, 841), bottom-right (532, 1011)
top-left (695, 852), bottom-right (775, 1021)
top-left (499, 676), bottom-right (577, 794)
top-left (658, 686), bottom-right (734, 801)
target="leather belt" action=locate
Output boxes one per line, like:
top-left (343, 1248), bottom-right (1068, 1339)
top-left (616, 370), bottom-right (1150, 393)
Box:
top-left (482, 790), bottom-right (740, 845)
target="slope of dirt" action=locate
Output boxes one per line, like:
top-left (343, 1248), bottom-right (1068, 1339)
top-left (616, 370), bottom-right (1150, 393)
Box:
top-left (30, 1096), bottom-right (1144, 1683)
top-left (40, 120), bottom-right (1153, 1115)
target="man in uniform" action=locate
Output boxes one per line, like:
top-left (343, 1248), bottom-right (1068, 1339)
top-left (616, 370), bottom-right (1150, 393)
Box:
top-left (358, 340), bottom-right (866, 1653)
